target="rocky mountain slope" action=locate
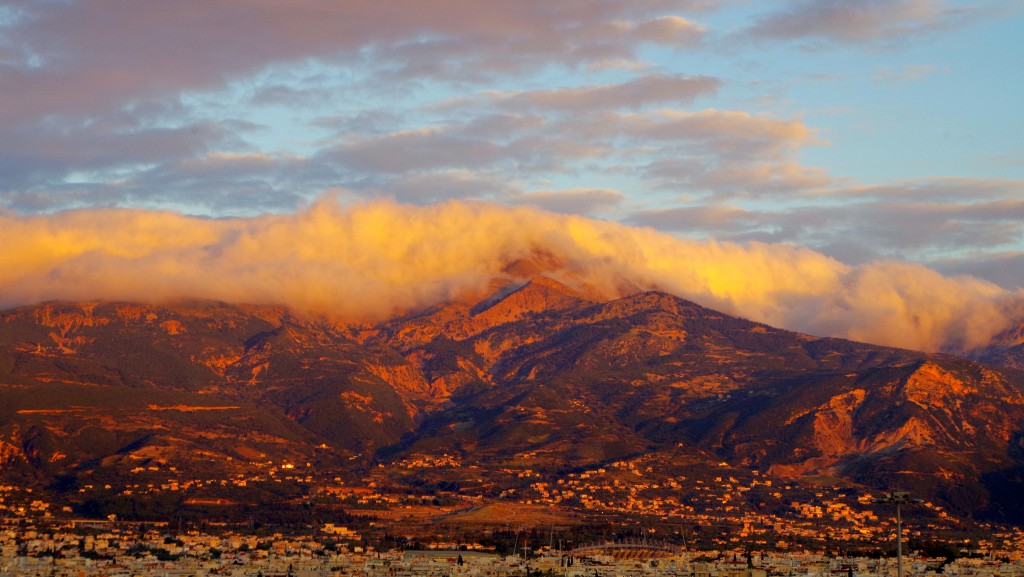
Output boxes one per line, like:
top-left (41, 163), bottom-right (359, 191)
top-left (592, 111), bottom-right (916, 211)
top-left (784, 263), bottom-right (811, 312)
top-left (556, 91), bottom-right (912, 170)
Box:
top-left (2, 277), bottom-right (1024, 523)
top-left (974, 320), bottom-right (1024, 371)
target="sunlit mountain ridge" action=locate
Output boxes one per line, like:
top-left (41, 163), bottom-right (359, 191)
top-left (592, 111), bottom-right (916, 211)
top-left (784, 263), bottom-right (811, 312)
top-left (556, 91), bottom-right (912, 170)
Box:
top-left (2, 274), bottom-right (1024, 528)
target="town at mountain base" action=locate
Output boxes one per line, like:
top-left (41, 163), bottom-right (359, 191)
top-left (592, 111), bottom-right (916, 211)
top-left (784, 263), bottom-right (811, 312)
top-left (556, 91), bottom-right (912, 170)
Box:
top-left (3, 275), bottom-right (1024, 543)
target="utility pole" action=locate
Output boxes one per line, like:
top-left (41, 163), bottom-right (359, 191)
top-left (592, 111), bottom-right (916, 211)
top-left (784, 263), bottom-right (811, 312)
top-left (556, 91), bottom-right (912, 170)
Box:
top-left (873, 491), bottom-right (922, 577)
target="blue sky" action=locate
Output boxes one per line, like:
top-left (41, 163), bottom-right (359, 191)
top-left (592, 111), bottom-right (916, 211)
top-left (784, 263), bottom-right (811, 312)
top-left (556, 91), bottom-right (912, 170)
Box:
top-left (2, 0), bottom-right (1023, 289)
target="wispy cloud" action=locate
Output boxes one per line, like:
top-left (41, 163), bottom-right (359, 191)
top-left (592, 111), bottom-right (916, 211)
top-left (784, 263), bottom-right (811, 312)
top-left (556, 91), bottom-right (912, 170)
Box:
top-left (874, 64), bottom-right (939, 82)
top-left (744, 0), bottom-right (971, 44)
top-left (935, 251), bottom-right (1024, 290)
top-left (489, 74), bottom-right (721, 112)
top-left (510, 188), bottom-right (628, 215)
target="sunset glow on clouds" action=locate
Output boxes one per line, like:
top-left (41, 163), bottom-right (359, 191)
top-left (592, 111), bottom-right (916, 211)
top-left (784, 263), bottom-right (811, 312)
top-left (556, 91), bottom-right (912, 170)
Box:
top-left (1, 1), bottom-right (1022, 350)
top-left (2, 198), bottom-right (1020, 354)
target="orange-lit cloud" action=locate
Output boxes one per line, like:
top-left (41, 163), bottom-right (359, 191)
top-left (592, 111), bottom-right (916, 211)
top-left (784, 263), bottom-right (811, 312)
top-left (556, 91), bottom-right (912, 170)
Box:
top-left (2, 197), bottom-right (1020, 353)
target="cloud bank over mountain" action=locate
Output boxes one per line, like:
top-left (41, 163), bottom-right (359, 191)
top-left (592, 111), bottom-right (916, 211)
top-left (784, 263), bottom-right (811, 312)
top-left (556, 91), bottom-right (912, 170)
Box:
top-left (2, 197), bottom-right (1019, 354)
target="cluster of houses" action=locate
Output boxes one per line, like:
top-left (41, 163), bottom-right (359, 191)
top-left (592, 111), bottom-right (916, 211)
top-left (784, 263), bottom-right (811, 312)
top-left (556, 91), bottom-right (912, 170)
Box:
top-left (4, 529), bottom-right (1024, 577)
top-left (5, 457), bottom-right (1024, 577)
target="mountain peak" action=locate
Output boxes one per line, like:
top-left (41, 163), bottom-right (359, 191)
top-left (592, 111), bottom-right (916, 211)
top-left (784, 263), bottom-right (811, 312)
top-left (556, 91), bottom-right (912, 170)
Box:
top-left (500, 253), bottom-right (565, 279)
top-left (472, 276), bottom-right (589, 323)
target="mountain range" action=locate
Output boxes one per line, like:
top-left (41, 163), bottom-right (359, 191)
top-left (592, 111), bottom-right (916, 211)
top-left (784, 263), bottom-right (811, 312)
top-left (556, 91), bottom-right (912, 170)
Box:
top-left (2, 272), bottom-right (1024, 526)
